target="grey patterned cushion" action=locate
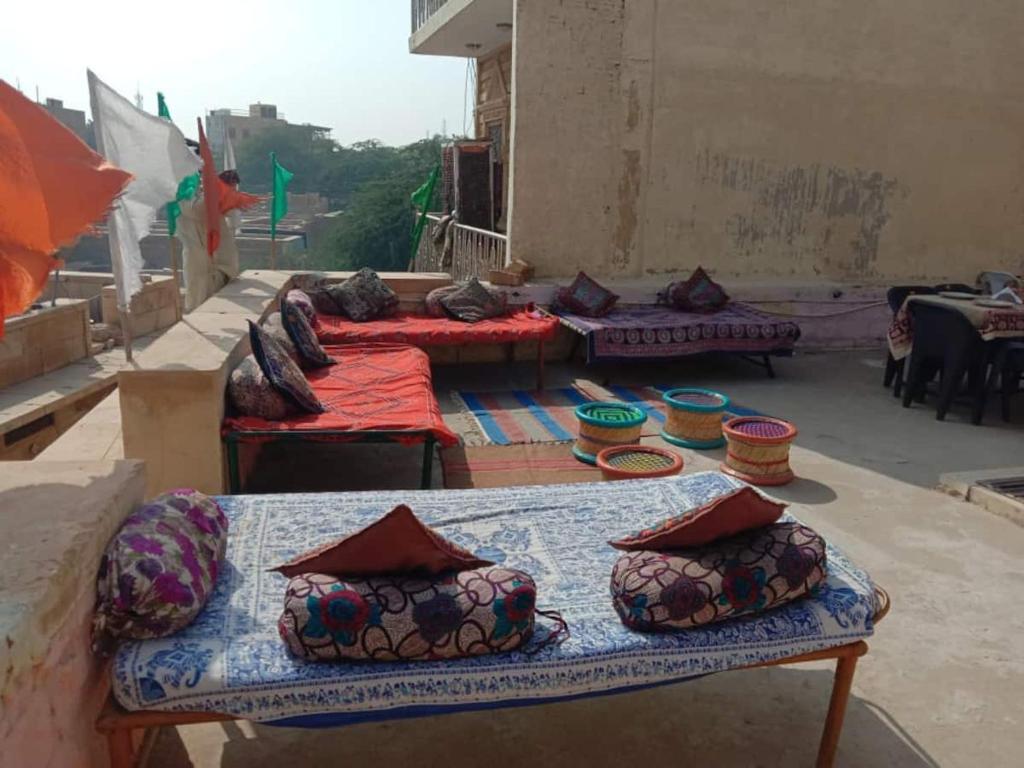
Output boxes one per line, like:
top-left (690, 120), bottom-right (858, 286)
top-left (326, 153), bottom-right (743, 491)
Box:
top-left (611, 522), bottom-right (826, 631)
top-left (249, 321), bottom-right (324, 414)
top-left (228, 356), bottom-right (298, 420)
top-left (424, 284), bottom-right (460, 318)
top-left (329, 267), bottom-right (399, 322)
top-left (439, 278), bottom-right (508, 323)
top-left (306, 287), bottom-right (343, 316)
top-left (285, 289), bottom-right (319, 328)
top-left (262, 312), bottom-right (301, 366)
top-left (280, 298), bottom-right (334, 368)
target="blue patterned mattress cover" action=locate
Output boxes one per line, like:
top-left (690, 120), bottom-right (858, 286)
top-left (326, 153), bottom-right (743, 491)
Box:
top-left (111, 472), bottom-right (878, 725)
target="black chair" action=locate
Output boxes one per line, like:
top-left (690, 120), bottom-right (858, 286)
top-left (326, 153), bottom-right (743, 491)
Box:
top-left (901, 303), bottom-right (990, 423)
top-left (987, 341), bottom-right (1024, 422)
top-left (884, 286), bottom-right (937, 398)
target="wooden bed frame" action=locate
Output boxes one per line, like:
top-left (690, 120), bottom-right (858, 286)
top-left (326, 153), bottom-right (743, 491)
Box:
top-left (96, 588), bottom-right (888, 768)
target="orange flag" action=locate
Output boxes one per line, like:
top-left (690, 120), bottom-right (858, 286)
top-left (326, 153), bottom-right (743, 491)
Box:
top-left (196, 119), bottom-right (222, 257)
top-left (217, 178), bottom-right (261, 216)
top-left (0, 81), bottom-right (131, 334)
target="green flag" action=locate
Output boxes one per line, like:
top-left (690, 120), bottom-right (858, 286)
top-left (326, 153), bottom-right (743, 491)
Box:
top-left (271, 151), bottom-right (294, 240)
top-left (409, 165), bottom-right (440, 264)
top-left (156, 91), bottom-right (199, 236)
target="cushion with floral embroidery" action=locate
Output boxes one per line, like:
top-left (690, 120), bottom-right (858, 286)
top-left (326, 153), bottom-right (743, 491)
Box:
top-left (610, 522), bottom-right (826, 632)
top-left (273, 504), bottom-right (493, 578)
top-left (92, 489), bottom-right (228, 655)
top-left (285, 289), bottom-right (319, 328)
top-left (424, 284), bottom-right (461, 318)
top-left (328, 267), bottom-right (400, 322)
top-left (610, 486), bottom-right (786, 551)
top-left (439, 278), bottom-right (509, 323)
top-left (249, 321), bottom-right (324, 414)
top-left (278, 567), bottom-right (536, 662)
top-left (552, 271), bottom-right (619, 317)
top-left (661, 266), bottom-right (729, 314)
top-left (261, 312), bottom-right (302, 366)
top-left (280, 298), bottom-right (334, 368)
top-left (228, 355), bottom-right (299, 420)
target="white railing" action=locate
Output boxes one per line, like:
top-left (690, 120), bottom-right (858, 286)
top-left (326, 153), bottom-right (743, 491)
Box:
top-left (414, 214), bottom-right (507, 281)
top-left (412, 0), bottom-right (449, 33)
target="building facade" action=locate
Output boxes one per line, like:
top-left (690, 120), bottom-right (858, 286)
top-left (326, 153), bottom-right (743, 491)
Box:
top-left (205, 103), bottom-right (331, 161)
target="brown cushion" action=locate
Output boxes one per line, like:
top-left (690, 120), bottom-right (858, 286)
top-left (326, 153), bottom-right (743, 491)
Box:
top-left (329, 267), bottom-right (400, 322)
top-left (227, 355), bottom-right (299, 420)
top-left (439, 278), bottom-right (508, 323)
top-left (553, 272), bottom-right (619, 317)
top-left (609, 486), bottom-right (786, 550)
top-left (662, 266), bottom-right (729, 313)
top-left (272, 504), bottom-right (494, 578)
top-left (249, 321), bottom-right (324, 414)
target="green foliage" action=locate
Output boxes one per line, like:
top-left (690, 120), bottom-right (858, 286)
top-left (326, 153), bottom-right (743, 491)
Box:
top-left (236, 131), bottom-right (448, 271)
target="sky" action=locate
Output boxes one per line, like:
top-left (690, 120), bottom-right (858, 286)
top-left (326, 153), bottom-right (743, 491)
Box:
top-left (0, 1), bottom-right (472, 146)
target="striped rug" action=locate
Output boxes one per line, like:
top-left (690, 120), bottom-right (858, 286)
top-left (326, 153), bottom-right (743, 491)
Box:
top-left (452, 384), bottom-right (764, 446)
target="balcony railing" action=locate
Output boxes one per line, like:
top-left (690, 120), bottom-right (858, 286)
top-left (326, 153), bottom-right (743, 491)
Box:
top-left (414, 214), bottom-right (507, 281)
top-left (412, 0), bottom-right (449, 34)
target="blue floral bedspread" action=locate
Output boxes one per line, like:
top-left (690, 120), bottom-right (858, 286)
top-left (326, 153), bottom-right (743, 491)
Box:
top-left (111, 472), bottom-right (877, 725)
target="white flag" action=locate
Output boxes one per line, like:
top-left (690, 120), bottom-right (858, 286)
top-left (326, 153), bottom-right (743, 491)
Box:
top-left (87, 70), bottom-right (201, 309)
top-left (224, 130), bottom-right (237, 171)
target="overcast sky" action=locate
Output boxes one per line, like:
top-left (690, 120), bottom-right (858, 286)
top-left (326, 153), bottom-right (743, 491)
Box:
top-left (0, 1), bottom-right (471, 146)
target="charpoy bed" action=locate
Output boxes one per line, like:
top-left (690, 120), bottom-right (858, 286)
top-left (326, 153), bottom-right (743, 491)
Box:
top-left (314, 310), bottom-right (560, 389)
top-left (556, 303), bottom-right (801, 377)
top-left (99, 472), bottom-right (886, 768)
top-left (222, 343), bottom-right (458, 491)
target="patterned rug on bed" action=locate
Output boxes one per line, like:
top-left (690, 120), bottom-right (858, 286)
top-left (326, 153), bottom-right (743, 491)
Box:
top-left (451, 383), bottom-right (764, 446)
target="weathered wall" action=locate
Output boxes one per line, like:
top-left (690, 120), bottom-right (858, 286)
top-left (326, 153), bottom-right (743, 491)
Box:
top-left (508, 0), bottom-right (1024, 282)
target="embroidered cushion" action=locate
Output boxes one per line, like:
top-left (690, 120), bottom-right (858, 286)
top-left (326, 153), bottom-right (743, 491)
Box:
top-left (227, 355), bottom-right (299, 420)
top-left (280, 298), bottom-right (334, 368)
top-left (307, 287), bottom-right (344, 316)
top-left (424, 284), bottom-right (461, 318)
top-left (278, 567), bottom-right (536, 662)
top-left (439, 278), bottom-right (508, 323)
top-left (285, 289), bottom-right (319, 328)
top-left (92, 489), bottom-right (228, 654)
top-left (261, 311), bottom-right (301, 366)
top-left (329, 267), bottom-right (400, 322)
top-left (662, 266), bottom-right (729, 313)
top-left (249, 320), bottom-right (324, 414)
top-left (611, 521), bottom-right (826, 632)
top-left (274, 504), bottom-right (493, 578)
top-left (553, 271), bottom-right (619, 317)
top-left (610, 486), bottom-right (786, 550)
top-left (291, 272), bottom-right (329, 292)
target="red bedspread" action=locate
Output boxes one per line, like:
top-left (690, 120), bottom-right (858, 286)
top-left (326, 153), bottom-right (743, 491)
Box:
top-left (224, 343), bottom-right (458, 446)
top-left (315, 310), bottom-right (559, 346)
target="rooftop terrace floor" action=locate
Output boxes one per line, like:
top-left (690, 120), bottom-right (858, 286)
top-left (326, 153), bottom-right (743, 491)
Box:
top-left (148, 350), bottom-right (1023, 767)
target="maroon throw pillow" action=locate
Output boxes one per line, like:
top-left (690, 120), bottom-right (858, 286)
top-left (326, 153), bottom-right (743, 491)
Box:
top-left (666, 267), bottom-right (729, 313)
top-left (610, 486), bottom-right (786, 550)
top-left (554, 272), bottom-right (619, 317)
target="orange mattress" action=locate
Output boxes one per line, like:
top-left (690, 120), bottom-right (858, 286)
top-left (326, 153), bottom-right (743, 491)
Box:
top-left (315, 310), bottom-right (559, 347)
top-left (224, 343), bottom-right (457, 446)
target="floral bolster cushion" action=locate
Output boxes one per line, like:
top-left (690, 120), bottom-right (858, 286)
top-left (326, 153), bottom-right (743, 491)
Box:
top-left (92, 489), bottom-right (228, 654)
top-left (610, 521), bottom-right (826, 632)
top-left (279, 567), bottom-right (536, 662)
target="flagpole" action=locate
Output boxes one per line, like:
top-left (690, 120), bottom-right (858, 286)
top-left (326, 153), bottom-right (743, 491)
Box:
top-left (168, 235), bottom-right (182, 320)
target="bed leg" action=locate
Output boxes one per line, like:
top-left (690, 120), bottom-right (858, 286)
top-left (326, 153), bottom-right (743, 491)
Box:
top-left (763, 355), bottom-right (776, 379)
top-left (420, 437), bottom-right (435, 489)
top-left (226, 436), bottom-right (241, 493)
top-left (815, 648), bottom-right (862, 768)
top-left (107, 727), bottom-right (137, 768)
top-left (537, 341), bottom-right (546, 390)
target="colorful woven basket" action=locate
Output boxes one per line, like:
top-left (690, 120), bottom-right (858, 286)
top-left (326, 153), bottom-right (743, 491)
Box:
top-left (573, 402), bottom-right (647, 465)
top-left (721, 416), bottom-right (798, 486)
top-left (660, 388), bottom-right (731, 449)
top-left (596, 445), bottom-right (684, 481)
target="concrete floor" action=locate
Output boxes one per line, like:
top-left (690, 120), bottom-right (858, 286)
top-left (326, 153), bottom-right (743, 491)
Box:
top-left (150, 350), bottom-right (1024, 767)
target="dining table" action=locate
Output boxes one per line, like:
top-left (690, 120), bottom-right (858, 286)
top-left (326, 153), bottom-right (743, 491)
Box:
top-left (888, 293), bottom-right (1024, 360)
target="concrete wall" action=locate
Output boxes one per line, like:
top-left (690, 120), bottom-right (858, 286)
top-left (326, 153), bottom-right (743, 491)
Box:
top-left (0, 300), bottom-right (91, 389)
top-left (508, 0), bottom-right (1024, 283)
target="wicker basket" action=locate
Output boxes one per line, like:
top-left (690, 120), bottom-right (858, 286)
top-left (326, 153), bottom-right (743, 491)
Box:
top-left (721, 416), bottom-right (798, 486)
top-left (573, 402), bottom-right (647, 465)
top-left (596, 445), bottom-right (683, 480)
top-left (660, 388), bottom-right (731, 449)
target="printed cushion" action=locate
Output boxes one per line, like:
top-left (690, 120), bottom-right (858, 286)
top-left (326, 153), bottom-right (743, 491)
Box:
top-left (424, 284), bottom-right (461, 318)
top-left (291, 272), bottom-right (329, 292)
top-left (249, 320), bottom-right (324, 414)
top-left (261, 311), bottom-right (301, 366)
top-left (285, 289), bottom-right (319, 328)
top-left (554, 272), bottom-right (618, 317)
top-left (280, 298), bottom-right (334, 368)
top-left (439, 278), bottom-right (508, 323)
top-left (279, 567), bottom-right (536, 662)
top-left (92, 489), bottom-right (228, 654)
top-left (273, 504), bottom-right (494, 578)
top-left (330, 267), bottom-right (400, 322)
top-left (610, 486), bottom-right (786, 550)
top-left (611, 522), bottom-right (826, 631)
top-left (663, 266), bottom-right (729, 314)
top-left (227, 355), bottom-right (299, 420)
top-left (307, 287), bottom-right (343, 316)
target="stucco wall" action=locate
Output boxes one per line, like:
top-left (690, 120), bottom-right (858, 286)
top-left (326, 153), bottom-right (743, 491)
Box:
top-left (507, 0), bottom-right (1024, 282)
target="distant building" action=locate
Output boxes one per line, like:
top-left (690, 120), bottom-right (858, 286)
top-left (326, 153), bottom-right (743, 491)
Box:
top-left (205, 103), bottom-right (331, 160)
top-left (42, 97), bottom-right (93, 147)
